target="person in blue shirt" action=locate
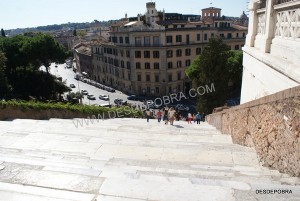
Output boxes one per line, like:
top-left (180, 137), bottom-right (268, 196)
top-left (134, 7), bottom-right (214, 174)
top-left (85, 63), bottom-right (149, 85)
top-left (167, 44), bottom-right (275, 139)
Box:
top-left (196, 112), bottom-right (202, 124)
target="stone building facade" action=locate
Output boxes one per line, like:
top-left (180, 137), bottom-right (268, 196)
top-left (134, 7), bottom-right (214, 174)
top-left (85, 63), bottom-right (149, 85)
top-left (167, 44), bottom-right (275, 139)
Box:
top-left (91, 2), bottom-right (248, 96)
top-left (74, 43), bottom-right (92, 77)
top-left (241, 0), bottom-right (300, 103)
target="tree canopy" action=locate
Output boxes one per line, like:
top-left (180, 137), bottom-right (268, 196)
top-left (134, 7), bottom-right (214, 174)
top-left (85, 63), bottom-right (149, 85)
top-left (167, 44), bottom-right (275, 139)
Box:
top-left (186, 38), bottom-right (243, 113)
top-left (0, 33), bottom-right (71, 100)
top-left (1, 29), bottom-right (5, 37)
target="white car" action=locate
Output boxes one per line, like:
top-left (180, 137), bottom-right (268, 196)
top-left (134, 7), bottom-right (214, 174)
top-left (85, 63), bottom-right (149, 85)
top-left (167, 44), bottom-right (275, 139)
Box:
top-left (99, 95), bottom-right (109, 101)
top-left (145, 100), bottom-right (154, 105)
top-left (87, 95), bottom-right (96, 100)
top-left (81, 90), bottom-right (88, 95)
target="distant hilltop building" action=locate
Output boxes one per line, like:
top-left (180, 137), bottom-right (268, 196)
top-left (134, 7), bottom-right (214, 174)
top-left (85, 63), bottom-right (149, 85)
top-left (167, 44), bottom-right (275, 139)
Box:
top-left (77, 2), bottom-right (248, 96)
top-left (241, 0), bottom-right (300, 103)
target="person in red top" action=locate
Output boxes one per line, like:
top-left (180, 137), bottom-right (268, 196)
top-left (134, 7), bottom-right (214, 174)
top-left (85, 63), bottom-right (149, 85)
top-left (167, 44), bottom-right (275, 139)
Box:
top-left (157, 110), bottom-right (162, 122)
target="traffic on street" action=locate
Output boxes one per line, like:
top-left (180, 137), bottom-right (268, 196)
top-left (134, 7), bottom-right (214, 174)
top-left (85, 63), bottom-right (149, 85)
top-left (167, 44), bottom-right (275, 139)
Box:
top-left (47, 62), bottom-right (197, 113)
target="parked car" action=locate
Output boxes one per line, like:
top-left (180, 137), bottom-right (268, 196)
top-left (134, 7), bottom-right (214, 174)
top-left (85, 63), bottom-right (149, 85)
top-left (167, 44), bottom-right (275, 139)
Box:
top-left (127, 95), bottom-right (138, 100)
top-left (107, 87), bottom-right (115, 92)
top-left (70, 84), bottom-right (76, 88)
top-left (114, 98), bottom-right (126, 105)
top-left (87, 95), bottom-right (96, 100)
top-left (145, 100), bottom-right (154, 105)
top-left (99, 103), bottom-right (111, 108)
top-left (99, 94), bottom-right (109, 101)
top-left (81, 90), bottom-right (88, 95)
top-left (175, 104), bottom-right (189, 111)
top-left (57, 76), bottom-right (62, 82)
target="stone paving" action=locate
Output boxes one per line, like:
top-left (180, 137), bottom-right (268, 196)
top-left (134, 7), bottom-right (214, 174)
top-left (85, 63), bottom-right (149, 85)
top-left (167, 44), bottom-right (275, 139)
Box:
top-left (0, 118), bottom-right (299, 201)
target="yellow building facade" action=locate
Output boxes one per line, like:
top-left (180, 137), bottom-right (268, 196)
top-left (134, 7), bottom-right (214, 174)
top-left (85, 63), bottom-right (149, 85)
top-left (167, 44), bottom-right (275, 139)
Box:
top-left (91, 2), bottom-right (248, 97)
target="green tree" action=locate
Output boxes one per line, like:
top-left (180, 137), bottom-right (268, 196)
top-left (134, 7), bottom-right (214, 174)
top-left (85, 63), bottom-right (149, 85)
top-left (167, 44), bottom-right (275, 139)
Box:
top-left (1, 29), bottom-right (6, 37)
top-left (0, 34), bottom-right (71, 100)
top-left (0, 51), bottom-right (11, 98)
top-left (186, 38), bottom-right (243, 113)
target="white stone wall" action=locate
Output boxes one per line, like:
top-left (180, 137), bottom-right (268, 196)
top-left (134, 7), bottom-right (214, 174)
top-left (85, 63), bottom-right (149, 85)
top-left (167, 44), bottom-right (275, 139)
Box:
top-left (241, 0), bottom-right (300, 103)
top-left (241, 51), bottom-right (299, 103)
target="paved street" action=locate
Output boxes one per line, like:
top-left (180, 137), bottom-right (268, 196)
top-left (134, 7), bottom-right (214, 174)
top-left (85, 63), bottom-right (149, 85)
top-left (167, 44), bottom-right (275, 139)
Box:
top-left (47, 63), bottom-right (197, 114)
top-left (0, 118), bottom-right (299, 201)
top-left (48, 63), bottom-right (140, 106)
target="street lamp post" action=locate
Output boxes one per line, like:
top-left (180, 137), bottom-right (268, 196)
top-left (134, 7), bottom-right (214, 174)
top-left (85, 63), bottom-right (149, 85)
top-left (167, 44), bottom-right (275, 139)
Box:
top-left (77, 79), bottom-right (82, 104)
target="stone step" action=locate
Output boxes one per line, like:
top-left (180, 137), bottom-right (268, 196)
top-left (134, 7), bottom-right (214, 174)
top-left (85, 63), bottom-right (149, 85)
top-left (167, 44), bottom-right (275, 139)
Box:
top-left (0, 182), bottom-right (95, 201)
top-left (0, 118), bottom-right (298, 201)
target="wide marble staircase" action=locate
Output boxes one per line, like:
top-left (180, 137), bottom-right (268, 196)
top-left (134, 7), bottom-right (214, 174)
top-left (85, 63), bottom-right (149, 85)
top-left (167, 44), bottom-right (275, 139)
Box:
top-left (0, 118), bottom-right (299, 201)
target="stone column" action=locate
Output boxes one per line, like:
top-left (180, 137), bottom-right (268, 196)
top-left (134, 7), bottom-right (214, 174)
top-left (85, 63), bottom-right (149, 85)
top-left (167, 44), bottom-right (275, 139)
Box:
top-left (245, 0), bottom-right (259, 47)
top-left (262, 0), bottom-right (275, 53)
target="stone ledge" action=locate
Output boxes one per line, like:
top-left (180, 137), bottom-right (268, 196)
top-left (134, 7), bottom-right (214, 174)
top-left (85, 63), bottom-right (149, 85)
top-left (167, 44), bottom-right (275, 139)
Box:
top-left (207, 86), bottom-right (300, 177)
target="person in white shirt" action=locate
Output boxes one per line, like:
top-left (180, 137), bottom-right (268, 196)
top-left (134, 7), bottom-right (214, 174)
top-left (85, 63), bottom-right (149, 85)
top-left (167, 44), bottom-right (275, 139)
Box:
top-left (187, 113), bottom-right (192, 124)
top-left (146, 109), bottom-right (151, 123)
top-left (168, 107), bottom-right (176, 125)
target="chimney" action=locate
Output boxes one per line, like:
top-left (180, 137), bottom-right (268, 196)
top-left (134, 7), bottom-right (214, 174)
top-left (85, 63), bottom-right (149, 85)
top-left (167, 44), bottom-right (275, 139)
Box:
top-left (163, 9), bottom-right (165, 21)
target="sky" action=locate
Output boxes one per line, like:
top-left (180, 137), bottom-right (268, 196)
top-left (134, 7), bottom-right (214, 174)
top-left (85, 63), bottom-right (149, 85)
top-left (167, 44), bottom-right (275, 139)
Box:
top-left (1, 0), bottom-right (247, 30)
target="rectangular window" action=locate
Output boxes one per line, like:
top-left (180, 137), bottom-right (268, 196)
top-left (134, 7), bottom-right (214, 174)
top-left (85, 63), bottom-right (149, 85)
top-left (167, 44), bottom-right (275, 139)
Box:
top-left (136, 62), bottom-right (141, 69)
top-left (186, 34), bottom-right (190, 45)
top-left (211, 33), bottom-right (215, 38)
top-left (168, 74), bottom-right (172, 82)
top-left (144, 36), bottom-right (150, 46)
top-left (168, 62), bottom-right (173, 69)
top-left (185, 49), bottom-right (191, 56)
top-left (176, 35), bottom-right (182, 42)
top-left (145, 62), bottom-right (150, 69)
top-left (144, 51), bottom-right (150, 58)
top-left (227, 33), bottom-right (232, 39)
top-left (125, 37), bottom-right (129, 44)
top-left (167, 50), bottom-right (173, 58)
top-left (155, 75), bottom-right (159, 82)
top-left (137, 74), bottom-right (141, 81)
top-left (126, 50), bottom-right (130, 58)
top-left (220, 33), bottom-right (225, 38)
top-left (119, 37), bottom-right (123, 44)
top-left (128, 73), bottom-right (131, 80)
top-left (146, 74), bottom-right (150, 82)
top-left (196, 48), bottom-right (201, 55)
top-left (204, 33), bottom-right (207, 41)
top-left (177, 61), bottom-right (182, 68)
top-left (177, 72), bottom-right (181, 80)
top-left (154, 63), bottom-right (160, 69)
top-left (153, 51), bottom-right (160, 58)
top-left (236, 33), bottom-right (239, 38)
top-left (235, 45), bottom-right (240, 50)
top-left (155, 87), bottom-right (159, 94)
top-left (135, 51), bottom-right (141, 58)
top-left (127, 61), bottom-right (131, 69)
top-left (166, 36), bottom-right (172, 43)
top-left (135, 37), bottom-right (141, 46)
top-left (153, 36), bottom-right (159, 46)
top-left (121, 61), bottom-right (124, 68)
top-left (243, 33), bottom-right (246, 37)
top-left (112, 36), bottom-right (117, 43)
top-left (176, 49), bottom-right (182, 57)
top-left (147, 87), bottom-right (150, 94)
top-left (186, 59), bottom-right (191, 67)
top-left (197, 33), bottom-right (201, 41)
